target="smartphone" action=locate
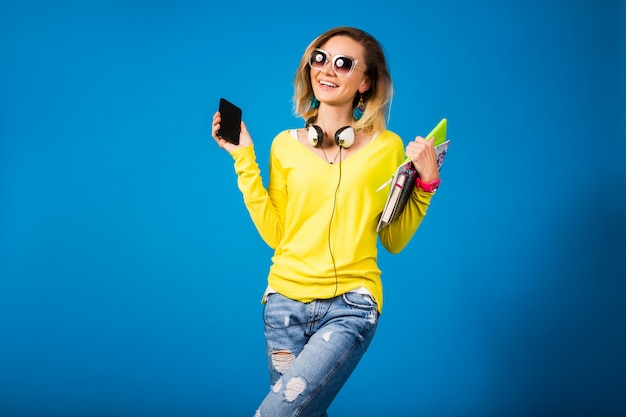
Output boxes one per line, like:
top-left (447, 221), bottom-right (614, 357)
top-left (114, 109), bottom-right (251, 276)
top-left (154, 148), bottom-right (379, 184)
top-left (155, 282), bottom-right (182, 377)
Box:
top-left (217, 98), bottom-right (242, 145)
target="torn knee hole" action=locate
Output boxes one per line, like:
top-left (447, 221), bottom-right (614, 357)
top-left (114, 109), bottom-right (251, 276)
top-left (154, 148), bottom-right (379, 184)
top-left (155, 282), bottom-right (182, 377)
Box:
top-left (271, 349), bottom-right (295, 374)
top-left (284, 376), bottom-right (306, 402)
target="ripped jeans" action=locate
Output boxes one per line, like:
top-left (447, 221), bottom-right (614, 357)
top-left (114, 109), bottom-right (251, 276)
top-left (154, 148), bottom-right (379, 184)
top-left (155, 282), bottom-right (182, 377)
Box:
top-left (255, 291), bottom-right (379, 417)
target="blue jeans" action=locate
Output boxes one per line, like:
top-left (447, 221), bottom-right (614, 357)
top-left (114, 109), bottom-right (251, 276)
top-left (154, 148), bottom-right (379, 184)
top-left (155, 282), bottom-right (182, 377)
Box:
top-left (255, 291), bottom-right (379, 417)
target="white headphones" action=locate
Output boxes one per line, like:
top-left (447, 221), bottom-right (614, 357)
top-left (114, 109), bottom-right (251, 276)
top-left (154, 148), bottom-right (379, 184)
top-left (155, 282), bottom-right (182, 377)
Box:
top-left (307, 125), bottom-right (355, 149)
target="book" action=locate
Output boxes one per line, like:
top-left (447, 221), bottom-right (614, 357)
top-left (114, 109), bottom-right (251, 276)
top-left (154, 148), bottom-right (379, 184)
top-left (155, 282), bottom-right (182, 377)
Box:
top-left (376, 118), bottom-right (449, 232)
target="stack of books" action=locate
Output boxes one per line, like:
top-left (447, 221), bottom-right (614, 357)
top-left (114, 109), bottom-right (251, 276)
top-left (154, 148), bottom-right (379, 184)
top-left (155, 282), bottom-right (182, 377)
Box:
top-left (376, 118), bottom-right (450, 232)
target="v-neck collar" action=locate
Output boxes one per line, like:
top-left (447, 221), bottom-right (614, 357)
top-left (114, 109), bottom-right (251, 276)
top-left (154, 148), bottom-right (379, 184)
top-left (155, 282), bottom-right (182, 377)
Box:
top-left (288, 129), bottom-right (380, 166)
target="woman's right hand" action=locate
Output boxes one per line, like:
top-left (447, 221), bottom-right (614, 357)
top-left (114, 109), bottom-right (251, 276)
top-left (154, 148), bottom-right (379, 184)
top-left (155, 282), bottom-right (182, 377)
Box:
top-left (211, 111), bottom-right (254, 153)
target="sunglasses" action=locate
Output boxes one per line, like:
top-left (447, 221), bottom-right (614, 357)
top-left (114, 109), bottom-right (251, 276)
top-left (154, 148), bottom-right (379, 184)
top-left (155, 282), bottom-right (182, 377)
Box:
top-left (309, 48), bottom-right (363, 77)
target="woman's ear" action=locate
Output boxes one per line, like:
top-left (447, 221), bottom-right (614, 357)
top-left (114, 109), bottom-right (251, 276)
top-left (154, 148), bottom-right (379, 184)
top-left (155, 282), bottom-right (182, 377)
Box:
top-left (359, 77), bottom-right (371, 94)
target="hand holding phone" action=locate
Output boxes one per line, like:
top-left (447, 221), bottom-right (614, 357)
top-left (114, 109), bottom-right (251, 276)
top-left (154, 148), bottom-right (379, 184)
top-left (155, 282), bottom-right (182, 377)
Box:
top-left (216, 98), bottom-right (242, 145)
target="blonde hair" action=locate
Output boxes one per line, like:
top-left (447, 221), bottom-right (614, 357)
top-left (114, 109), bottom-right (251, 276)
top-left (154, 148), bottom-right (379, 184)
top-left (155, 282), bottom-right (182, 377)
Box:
top-left (293, 27), bottom-right (393, 134)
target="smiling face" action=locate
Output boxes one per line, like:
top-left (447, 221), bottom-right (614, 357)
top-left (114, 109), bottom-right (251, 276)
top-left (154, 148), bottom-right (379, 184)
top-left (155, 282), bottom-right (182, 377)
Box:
top-left (310, 35), bottom-right (371, 109)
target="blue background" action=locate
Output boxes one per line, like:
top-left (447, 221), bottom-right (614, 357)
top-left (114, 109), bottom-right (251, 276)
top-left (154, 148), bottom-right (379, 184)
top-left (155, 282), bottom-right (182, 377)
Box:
top-left (1, 1), bottom-right (624, 416)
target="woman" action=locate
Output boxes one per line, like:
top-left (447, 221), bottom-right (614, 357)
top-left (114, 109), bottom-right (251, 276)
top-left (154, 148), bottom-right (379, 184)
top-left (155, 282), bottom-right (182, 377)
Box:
top-left (212, 26), bottom-right (440, 417)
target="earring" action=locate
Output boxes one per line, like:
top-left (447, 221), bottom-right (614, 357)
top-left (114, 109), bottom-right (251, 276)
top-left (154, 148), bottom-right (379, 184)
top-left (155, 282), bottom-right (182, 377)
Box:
top-left (353, 94), bottom-right (365, 121)
top-left (311, 97), bottom-right (320, 109)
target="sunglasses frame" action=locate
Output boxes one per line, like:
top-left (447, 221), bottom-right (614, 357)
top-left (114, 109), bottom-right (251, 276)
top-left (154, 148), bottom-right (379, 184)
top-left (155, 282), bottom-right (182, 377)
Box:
top-left (309, 48), bottom-right (362, 77)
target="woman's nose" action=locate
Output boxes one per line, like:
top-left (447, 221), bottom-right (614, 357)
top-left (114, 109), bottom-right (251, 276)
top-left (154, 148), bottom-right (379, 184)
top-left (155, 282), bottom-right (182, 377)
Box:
top-left (320, 60), bottom-right (334, 76)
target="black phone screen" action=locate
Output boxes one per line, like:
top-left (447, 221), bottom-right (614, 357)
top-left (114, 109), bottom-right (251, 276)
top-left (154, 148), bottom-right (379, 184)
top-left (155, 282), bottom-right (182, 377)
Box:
top-left (217, 98), bottom-right (242, 145)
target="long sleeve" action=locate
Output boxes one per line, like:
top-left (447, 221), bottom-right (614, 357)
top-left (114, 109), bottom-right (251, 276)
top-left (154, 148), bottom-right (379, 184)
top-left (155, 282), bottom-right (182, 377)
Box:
top-left (378, 187), bottom-right (433, 254)
top-left (230, 145), bottom-right (285, 249)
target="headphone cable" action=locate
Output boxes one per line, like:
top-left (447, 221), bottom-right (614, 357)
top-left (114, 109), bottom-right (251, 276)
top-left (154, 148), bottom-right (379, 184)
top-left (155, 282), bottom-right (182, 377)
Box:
top-left (263, 146), bottom-right (343, 329)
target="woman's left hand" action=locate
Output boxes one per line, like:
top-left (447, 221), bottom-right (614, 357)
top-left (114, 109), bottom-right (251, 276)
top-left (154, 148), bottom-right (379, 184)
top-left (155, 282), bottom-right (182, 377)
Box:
top-left (405, 136), bottom-right (439, 182)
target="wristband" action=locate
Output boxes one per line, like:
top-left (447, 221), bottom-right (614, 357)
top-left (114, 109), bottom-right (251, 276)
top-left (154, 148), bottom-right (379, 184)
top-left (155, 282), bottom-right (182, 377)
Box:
top-left (416, 177), bottom-right (441, 193)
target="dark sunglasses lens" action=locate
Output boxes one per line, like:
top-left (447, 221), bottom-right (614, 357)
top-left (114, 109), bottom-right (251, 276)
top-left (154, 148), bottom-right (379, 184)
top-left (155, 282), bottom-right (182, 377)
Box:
top-left (333, 56), bottom-right (353, 76)
top-left (310, 50), bottom-right (327, 68)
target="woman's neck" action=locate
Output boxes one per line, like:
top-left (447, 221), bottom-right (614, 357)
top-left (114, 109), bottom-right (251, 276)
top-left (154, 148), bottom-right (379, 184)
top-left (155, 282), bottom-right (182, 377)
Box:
top-left (315, 106), bottom-right (353, 146)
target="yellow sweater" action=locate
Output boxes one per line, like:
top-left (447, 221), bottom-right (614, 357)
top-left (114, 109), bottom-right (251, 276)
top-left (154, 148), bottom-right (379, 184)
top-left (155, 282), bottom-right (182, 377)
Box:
top-left (230, 129), bottom-right (433, 313)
